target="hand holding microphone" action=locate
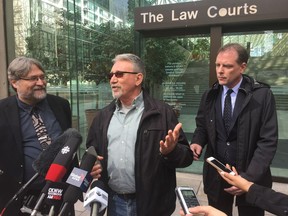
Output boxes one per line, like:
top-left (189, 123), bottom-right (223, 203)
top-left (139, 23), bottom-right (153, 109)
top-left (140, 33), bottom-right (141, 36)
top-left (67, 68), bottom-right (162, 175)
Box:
top-left (89, 153), bottom-right (104, 180)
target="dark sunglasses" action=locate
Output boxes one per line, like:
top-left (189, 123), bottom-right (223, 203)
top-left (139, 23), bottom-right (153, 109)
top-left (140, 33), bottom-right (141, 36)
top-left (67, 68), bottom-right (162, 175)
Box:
top-left (107, 71), bottom-right (139, 80)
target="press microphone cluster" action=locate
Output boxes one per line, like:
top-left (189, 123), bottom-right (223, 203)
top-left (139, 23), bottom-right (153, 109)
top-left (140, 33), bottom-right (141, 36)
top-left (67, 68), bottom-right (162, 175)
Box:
top-left (30, 128), bottom-right (82, 216)
top-left (0, 128), bottom-right (81, 216)
top-left (58, 146), bottom-right (97, 216)
top-left (83, 180), bottom-right (108, 216)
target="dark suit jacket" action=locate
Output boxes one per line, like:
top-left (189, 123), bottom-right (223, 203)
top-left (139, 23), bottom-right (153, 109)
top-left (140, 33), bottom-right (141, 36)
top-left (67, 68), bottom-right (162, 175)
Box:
top-left (192, 75), bottom-right (278, 205)
top-left (0, 94), bottom-right (72, 214)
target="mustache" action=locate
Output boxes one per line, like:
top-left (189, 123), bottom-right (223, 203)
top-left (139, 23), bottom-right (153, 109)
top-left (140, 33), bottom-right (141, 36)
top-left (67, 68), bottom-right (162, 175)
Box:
top-left (33, 87), bottom-right (46, 91)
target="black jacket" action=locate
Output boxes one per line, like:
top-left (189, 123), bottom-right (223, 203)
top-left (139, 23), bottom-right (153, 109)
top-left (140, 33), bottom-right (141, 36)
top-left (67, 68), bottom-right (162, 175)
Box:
top-left (192, 74), bottom-right (278, 205)
top-left (0, 94), bottom-right (73, 214)
top-left (246, 183), bottom-right (288, 216)
top-left (86, 89), bottom-right (193, 216)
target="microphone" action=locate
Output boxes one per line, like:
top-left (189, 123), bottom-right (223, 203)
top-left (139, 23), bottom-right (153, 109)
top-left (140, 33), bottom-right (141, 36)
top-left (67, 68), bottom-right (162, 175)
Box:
top-left (0, 128), bottom-right (78, 216)
top-left (33, 128), bottom-right (81, 176)
top-left (30, 129), bottom-right (82, 216)
top-left (58, 146), bottom-right (97, 216)
top-left (44, 182), bottom-right (67, 216)
top-left (83, 180), bottom-right (108, 216)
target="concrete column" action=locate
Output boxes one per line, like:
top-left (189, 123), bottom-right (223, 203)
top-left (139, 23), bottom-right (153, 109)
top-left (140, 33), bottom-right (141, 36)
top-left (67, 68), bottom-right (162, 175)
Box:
top-left (0, 0), bottom-right (8, 99)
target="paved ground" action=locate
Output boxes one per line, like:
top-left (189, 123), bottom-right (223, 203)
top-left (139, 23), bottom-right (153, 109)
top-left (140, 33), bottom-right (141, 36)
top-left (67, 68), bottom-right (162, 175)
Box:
top-left (74, 172), bottom-right (288, 216)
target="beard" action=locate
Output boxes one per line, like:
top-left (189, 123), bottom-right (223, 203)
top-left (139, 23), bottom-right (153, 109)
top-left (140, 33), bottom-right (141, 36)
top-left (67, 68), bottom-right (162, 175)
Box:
top-left (18, 88), bottom-right (47, 104)
top-left (112, 87), bottom-right (122, 99)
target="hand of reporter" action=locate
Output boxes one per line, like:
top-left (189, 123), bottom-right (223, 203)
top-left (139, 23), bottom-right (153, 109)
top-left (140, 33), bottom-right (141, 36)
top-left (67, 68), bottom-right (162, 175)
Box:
top-left (179, 205), bottom-right (227, 216)
top-left (219, 166), bottom-right (253, 193)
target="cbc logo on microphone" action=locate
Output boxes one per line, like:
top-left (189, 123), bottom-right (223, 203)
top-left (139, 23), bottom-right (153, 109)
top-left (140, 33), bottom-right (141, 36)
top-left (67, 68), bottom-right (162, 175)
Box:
top-left (61, 146), bottom-right (70, 154)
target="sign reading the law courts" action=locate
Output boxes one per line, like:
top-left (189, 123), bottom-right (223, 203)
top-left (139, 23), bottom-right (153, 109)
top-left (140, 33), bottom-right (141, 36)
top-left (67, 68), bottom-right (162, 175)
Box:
top-left (134, 0), bottom-right (288, 31)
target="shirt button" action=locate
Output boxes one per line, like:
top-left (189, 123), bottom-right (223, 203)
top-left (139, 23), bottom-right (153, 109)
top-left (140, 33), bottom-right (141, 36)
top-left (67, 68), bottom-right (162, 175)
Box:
top-left (18, 181), bottom-right (22, 185)
top-left (227, 142), bottom-right (230, 146)
top-left (0, 169), bottom-right (4, 175)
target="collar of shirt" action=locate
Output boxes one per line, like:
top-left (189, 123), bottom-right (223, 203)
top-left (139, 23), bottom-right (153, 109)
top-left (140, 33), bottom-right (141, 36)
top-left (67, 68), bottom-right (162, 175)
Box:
top-left (222, 77), bottom-right (243, 113)
top-left (223, 76), bottom-right (243, 96)
top-left (115, 91), bottom-right (144, 111)
top-left (16, 97), bottom-right (47, 115)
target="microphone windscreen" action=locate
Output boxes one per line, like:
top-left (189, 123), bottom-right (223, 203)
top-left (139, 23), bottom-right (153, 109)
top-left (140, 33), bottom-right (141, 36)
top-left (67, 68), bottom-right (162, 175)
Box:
top-left (33, 128), bottom-right (82, 176)
top-left (45, 129), bottom-right (82, 182)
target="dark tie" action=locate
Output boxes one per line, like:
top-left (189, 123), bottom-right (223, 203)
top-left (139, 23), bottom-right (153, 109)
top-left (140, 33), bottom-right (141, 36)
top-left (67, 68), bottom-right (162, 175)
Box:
top-left (223, 89), bottom-right (233, 135)
top-left (31, 108), bottom-right (52, 149)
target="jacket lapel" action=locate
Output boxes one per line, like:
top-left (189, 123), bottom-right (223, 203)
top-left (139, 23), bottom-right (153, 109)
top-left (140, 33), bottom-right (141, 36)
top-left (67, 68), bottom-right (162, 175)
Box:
top-left (5, 96), bottom-right (23, 155)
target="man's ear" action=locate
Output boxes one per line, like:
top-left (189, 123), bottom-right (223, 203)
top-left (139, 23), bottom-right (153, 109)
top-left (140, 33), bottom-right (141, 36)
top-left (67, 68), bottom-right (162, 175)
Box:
top-left (10, 80), bottom-right (18, 89)
top-left (135, 73), bottom-right (143, 86)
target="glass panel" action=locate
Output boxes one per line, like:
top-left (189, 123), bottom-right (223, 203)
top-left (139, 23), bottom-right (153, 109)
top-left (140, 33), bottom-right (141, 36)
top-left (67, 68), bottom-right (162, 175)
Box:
top-left (223, 31), bottom-right (288, 178)
top-left (143, 36), bottom-right (210, 138)
top-left (12, 0), bottom-right (134, 156)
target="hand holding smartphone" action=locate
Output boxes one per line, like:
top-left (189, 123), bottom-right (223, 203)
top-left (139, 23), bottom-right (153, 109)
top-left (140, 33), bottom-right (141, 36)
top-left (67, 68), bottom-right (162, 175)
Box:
top-left (175, 186), bottom-right (200, 215)
top-left (206, 157), bottom-right (236, 176)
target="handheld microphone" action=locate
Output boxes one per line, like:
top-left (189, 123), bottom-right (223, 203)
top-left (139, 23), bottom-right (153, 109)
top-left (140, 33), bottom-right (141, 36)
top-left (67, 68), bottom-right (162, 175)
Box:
top-left (58, 146), bottom-right (97, 216)
top-left (0, 128), bottom-right (78, 216)
top-left (83, 180), bottom-right (108, 216)
top-left (30, 129), bottom-right (82, 216)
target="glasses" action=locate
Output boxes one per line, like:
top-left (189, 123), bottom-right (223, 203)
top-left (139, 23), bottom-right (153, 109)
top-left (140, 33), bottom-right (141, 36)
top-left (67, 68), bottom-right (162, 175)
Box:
top-left (107, 71), bottom-right (139, 80)
top-left (19, 75), bottom-right (46, 82)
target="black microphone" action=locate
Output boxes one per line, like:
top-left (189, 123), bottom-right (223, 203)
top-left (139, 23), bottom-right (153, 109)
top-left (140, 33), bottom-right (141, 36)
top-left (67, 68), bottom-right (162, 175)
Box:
top-left (33, 128), bottom-right (81, 176)
top-left (83, 180), bottom-right (108, 216)
top-left (0, 128), bottom-right (77, 216)
top-left (58, 146), bottom-right (97, 216)
top-left (44, 182), bottom-right (67, 216)
top-left (30, 129), bottom-right (82, 216)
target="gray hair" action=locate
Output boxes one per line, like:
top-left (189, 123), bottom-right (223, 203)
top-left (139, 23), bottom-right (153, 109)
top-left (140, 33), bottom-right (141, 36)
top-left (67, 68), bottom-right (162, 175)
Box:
top-left (8, 56), bottom-right (45, 80)
top-left (112, 53), bottom-right (146, 80)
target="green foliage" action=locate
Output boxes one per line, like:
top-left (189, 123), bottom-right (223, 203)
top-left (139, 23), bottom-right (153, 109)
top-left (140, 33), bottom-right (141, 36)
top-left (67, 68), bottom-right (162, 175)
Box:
top-left (144, 37), bottom-right (186, 87)
top-left (83, 22), bottom-right (134, 85)
top-left (83, 22), bottom-right (187, 91)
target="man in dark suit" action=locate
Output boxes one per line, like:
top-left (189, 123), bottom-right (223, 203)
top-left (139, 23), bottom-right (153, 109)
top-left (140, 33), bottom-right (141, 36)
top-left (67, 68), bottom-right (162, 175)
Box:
top-left (0, 57), bottom-right (75, 215)
top-left (190, 43), bottom-right (278, 216)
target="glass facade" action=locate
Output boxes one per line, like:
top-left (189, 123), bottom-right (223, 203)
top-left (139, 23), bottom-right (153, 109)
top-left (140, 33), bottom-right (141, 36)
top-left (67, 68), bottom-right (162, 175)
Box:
top-left (4, 0), bottom-right (288, 178)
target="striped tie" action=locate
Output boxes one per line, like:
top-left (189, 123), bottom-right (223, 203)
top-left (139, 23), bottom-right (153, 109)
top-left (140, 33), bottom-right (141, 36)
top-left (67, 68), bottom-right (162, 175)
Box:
top-left (31, 108), bottom-right (52, 149)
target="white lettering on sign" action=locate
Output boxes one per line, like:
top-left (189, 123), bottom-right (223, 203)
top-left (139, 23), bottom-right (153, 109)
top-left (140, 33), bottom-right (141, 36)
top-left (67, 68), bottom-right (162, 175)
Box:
top-left (207, 4), bottom-right (257, 18)
top-left (171, 10), bottom-right (198, 21)
top-left (140, 12), bottom-right (164, 23)
top-left (138, 3), bottom-right (259, 26)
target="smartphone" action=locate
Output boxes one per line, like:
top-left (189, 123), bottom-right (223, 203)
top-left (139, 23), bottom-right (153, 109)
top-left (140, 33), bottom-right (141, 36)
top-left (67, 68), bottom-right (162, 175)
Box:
top-left (175, 186), bottom-right (200, 215)
top-left (206, 156), bottom-right (236, 175)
